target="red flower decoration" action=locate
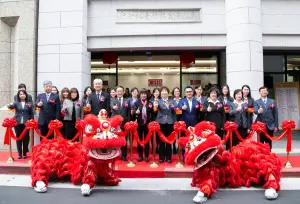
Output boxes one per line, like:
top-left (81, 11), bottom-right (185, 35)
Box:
top-left (148, 122), bottom-right (160, 132)
top-left (195, 104), bottom-right (199, 109)
top-left (124, 121), bottom-right (138, 131)
top-left (2, 118), bottom-right (17, 128)
top-left (124, 102), bottom-right (128, 108)
top-left (174, 121), bottom-right (187, 132)
top-left (25, 120), bottom-right (38, 129)
top-left (251, 122), bottom-right (266, 133)
top-left (75, 119), bottom-right (85, 130)
top-left (269, 103), bottom-right (275, 109)
top-left (48, 99), bottom-right (55, 105)
top-left (100, 97), bottom-right (105, 103)
top-left (48, 120), bottom-right (63, 130)
top-left (26, 103), bottom-right (31, 108)
top-left (281, 120), bottom-right (296, 130)
top-left (224, 121), bottom-right (238, 131)
top-left (216, 103), bottom-right (222, 110)
top-left (148, 103), bottom-right (153, 108)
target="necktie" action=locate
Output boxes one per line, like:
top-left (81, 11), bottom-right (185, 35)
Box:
top-left (118, 98), bottom-right (121, 107)
top-left (97, 93), bottom-right (100, 101)
top-left (264, 99), bottom-right (267, 104)
top-left (72, 102), bottom-right (76, 121)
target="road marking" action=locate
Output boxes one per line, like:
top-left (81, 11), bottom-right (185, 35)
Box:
top-left (0, 174), bottom-right (300, 191)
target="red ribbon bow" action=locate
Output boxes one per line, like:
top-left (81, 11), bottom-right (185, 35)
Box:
top-left (174, 121), bottom-right (186, 132)
top-left (48, 120), bottom-right (63, 130)
top-left (281, 120), bottom-right (296, 130)
top-left (251, 122), bottom-right (266, 133)
top-left (224, 121), bottom-right (237, 131)
top-left (148, 122), bottom-right (160, 132)
top-left (124, 121), bottom-right (138, 131)
top-left (2, 118), bottom-right (17, 128)
top-left (75, 119), bottom-right (85, 130)
top-left (25, 119), bottom-right (38, 129)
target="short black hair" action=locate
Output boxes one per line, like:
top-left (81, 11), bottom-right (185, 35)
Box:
top-left (259, 86), bottom-right (268, 92)
top-left (17, 90), bottom-right (29, 102)
top-left (172, 87), bottom-right (181, 96)
top-left (160, 86), bottom-right (170, 93)
top-left (208, 87), bottom-right (219, 96)
top-left (233, 89), bottom-right (242, 100)
top-left (131, 87), bottom-right (139, 93)
top-left (184, 86), bottom-right (193, 91)
top-left (195, 85), bottom-right (202, 89)
top-left (18, 83), bottom-right (26, 90)
top-left (116, 86), bottom-right (124, 91)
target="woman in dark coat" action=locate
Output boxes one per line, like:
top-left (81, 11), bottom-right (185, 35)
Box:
top-left (7, 90), bottom-right (34, 159)
top-left (203, 88), bottom-right (225, 138)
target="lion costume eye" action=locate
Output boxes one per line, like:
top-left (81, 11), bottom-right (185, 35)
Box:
top-left (85, 125), bottom-right (93, 133)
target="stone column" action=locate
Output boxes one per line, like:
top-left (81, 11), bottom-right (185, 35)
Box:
top-left (225, 0), bottom-right (263, 98)
top-left (37, 0), bottom-right (91, 96)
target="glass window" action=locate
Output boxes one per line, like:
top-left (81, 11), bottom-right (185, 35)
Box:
top-left (263, 55), bottom-right (285, 72)
top-left (182, 74), bottom-right (218, 96)
top-left (91, 62), bottom-right (117, 89)
top-left (182, 56), bottom-right (217, 73)
top-left (264, 73), bottom-right (285, 98)
top-left (287, 55), bottom-right (300, 82)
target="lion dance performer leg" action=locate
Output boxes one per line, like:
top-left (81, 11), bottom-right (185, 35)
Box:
top-left (31, 110), bottom-right (126, 196)
top-left (178, 121), bottom-right (281, 203)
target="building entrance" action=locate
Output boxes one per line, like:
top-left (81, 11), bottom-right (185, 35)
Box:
top-left (91, 51), bottom-right (220, 96)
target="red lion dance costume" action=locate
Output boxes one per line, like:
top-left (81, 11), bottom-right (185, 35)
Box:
top-left (31, 110), bottom-right (126, 196)
top-left (179, 121), bottom-right (281, 203)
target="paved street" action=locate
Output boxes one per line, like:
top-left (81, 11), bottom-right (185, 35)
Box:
top-left (0, 175), bottom-right (300, 204)
top-left (0, 187), bottom-right (299, 204)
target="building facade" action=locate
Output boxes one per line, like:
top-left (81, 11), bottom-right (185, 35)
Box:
top-left (1, 0), bottom-right (300, 150)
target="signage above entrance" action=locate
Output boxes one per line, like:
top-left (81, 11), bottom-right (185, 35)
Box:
top-left (116, 9), bottom-right (201, 23)
top-left (148, 79), bottom-right (163, 87)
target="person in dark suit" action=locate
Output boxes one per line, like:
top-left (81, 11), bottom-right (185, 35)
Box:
top-left (203, 88), bottom-right (225, 138)
top-left (178, 86), bottom-right (200, 128)
top-left (172, 87), bottom-right (181, 154)
top-left (229, 89), bottom-right (251, 148)
top-left (133, 88), bottom-right (152, 163)
top-left (194, 85), bottom-right (207, 122)
top-left (36, 80), bottom-right (61, 140)
top-left (254, 86), bottom-right (278, 150)
top-left (128, 87), bottom-right (139, 121)
top-left (150, 88), bottom-right (161, 153)
top-left (81, 86), bottom-right (94, 117)
top-left (111, 86), bottom-right (130, 161)
top-left (90, 79), bottom-right (110, 116)
top-left (8, 90), bottom-right (34, 159)
top-left (153, 86), bottom-right (176, 163)
top-left (14, 83), bottom-right (33, 106)
top-left (218, 84), bottom-right (234, 120)
top-left (242, 85), bottom-right (255, 130)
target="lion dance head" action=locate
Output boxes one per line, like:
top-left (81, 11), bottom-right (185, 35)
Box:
top-left (82, 109), bottom-right (126, 162)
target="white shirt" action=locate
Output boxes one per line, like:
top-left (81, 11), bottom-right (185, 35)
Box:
top-left (187, 98), bottom-right (193, 111)
top-left (21, 102), bottom-right (25, 109)
top-left (46, 93), bottom-right (51, 101)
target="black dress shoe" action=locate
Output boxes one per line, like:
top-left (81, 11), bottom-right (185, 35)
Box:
top-left (159, 159), bottom-right (164, 163)
top-left (23, 156), bottom-right (27, 159)
top-left (145, 157), bottom-right (149, 163)
top-left (167, 160), bottom-right (172, 164)
top-left (137, 157), bottom-right (143, 162)
top-left (122, 156), bottom-right (128, 162)
top-left (18, 156), bottom-right (22, 159)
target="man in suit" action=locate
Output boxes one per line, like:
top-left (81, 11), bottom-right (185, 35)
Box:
top-left (111, 86), bottom-right (130, 161)
top-left (36, 80), bottom-right (61, 140)
top-left (194, 85), bottom-right (207, 122)
top-left (179, 86), bottom-right (200, 127)
top-left (14, 83), bottom-right (33, 106)
top-left (90, 79), bottom-right (110, 116)
top-left (254, 86), bottom-right (278, 150)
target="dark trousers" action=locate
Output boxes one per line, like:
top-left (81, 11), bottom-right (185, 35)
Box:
top-left (260, 128), bottom-right (274, 150)
top-left (63, 120), bottom-right (77, 141)
top-left (121, 128), bottom-right (128, 158)
top-left (216, 128), bottom-right (223, 139)
top-left (159, 124), bottom-right (173, 161)
top-left (14, 124), bottom-right (29, 156)
top-left (226, 126), bottom-right (248, 150)
top-left (39, 123), bottom-right (54, 141)
top-left (137, 124), bottom-right (149, 158)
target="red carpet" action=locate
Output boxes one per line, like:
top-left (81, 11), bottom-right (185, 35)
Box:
top-left (0, 151), bottom-right (299, 177)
